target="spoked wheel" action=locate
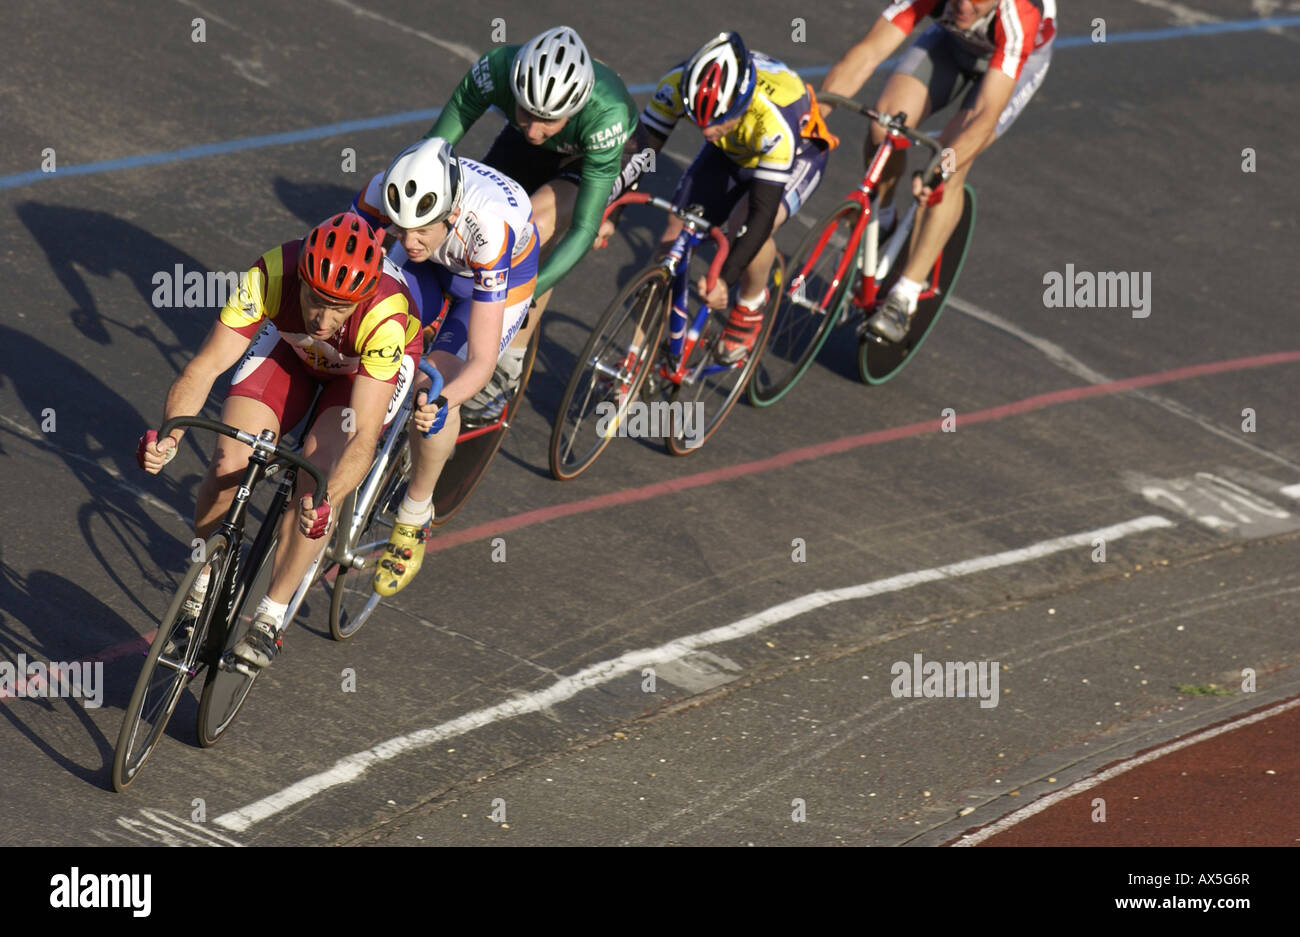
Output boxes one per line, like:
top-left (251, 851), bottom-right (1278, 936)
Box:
top-left (549, 266), bottom-right (670, 480)
top-left (433, 325), bottom-right (541, 523)
top-left (327, 434), bottom-right (412, 641)
top-left (113, 534), bottom-right (229, 791)
top-left (749, 200), bottom-right (861, 407)
top-left (665, 253), bottom-right (783, 455)
top-left (195, 529), bottom-right (277, 747)
top-left (859, 184), bottom-right (976, 384)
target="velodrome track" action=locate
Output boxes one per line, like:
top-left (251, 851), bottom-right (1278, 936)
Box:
top-left (1, 0), bottom-right (1298, 853)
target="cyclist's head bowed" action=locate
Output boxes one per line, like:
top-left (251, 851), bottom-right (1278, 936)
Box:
top-left (511, 26), bottom-right (595, 123)
top-left (298, 211), bottom-right (384, 306)
top-left (384, 137), bottom-right (464, 229)
top-left (681, 31), bottom-right (755, 130)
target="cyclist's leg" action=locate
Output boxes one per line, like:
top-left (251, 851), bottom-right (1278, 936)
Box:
top-left (263, 359), bottom-right (386, 607)
top-left (480, 122), bottom-right (573, 346)
top-left (898, 39), bottom-right (1053, 286)
top-left (724, 143), bottom-right (831, 300)
top-left (195, 329), bottom-right (314, 538)
top-left (871, 24), bottom-right (958, 208)
top-left (509, 170), bottom-right (577, 343)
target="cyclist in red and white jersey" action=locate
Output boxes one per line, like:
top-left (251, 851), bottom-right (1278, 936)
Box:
top-left (137, 213), bottom-right (423, 670)
top-left (822, 1), bottom-right (1055, 342)
top-left (351, 137), bottom-right (539, 597)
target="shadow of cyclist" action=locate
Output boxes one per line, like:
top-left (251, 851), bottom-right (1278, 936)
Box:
top-left (15, 202), bottom-right (218, 373)
top-left (0, 550), bottom-right (196, 786)
top-left (273, 176), bottom-right (361, 230)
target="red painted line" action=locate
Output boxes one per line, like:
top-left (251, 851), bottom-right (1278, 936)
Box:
top-left (72, 349), bottom-right (1300, 670)
top-left (426, 350), bottom-right (1300, 553)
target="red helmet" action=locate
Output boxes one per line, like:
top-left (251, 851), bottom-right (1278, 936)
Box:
top-left (298, 212), bottom-right (383, 303)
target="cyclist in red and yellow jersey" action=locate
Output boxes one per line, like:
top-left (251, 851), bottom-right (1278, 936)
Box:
top-left (137, 212), bottom-right (422, 670)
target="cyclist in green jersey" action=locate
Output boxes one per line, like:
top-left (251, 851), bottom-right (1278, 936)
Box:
top-left (425, 26), bottom-right (642, 420)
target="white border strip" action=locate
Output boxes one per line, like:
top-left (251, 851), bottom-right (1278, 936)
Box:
top-left (215, 515), bottom-right (1173, 832)
top-left (952, 696), bottom-right (1300, 845)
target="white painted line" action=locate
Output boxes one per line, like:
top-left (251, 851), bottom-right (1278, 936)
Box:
top-left (952, 696), bottom-right (1300, 846)
top-left (1281, 483), bottom-right (1300, 500)
top-left (214, 514), bottom-right (1174, 832)
top-left (321, 0), bottom-right (479, 63)
top-left (1129, 0), bottom-right (1221, 25)
top-left (0, 413), bottom-right (187, 524)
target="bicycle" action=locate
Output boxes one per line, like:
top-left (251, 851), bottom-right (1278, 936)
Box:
top-left (549, 193), bottom-right (784, 480)
top-left (113, 408), bottom-right (332, 791)
top-left (326, 331), bottom-right (539, 638)
top-left (747, 91), bottom-right (977, 406)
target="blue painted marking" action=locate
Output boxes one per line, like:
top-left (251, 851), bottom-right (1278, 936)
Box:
top-left (4, 15), bottom-right (1298, 192)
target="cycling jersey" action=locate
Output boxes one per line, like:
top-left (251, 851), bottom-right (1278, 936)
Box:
top-left (641, 52), bottom-right (832, 186)
top-left (427, 44), bottom-right (639, 295)
top-left (352, 157), bottom-right (538, 305)
top-left (883, 0), bottom-right (1056, 79)
top-left (219, 240), bottom-right (419, 384)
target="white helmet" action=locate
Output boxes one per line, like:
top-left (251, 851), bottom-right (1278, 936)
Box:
top-left (511, 26), bottom-right (595, 120)
top-left (681, 32), bottom-right (755, 128)
top-left (382, 137), bottom-right (463, 228)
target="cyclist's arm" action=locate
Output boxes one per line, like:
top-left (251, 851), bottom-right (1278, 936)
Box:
top-left (444, 298), bottom-right (504, 409)
top-left (425, 49), bottom-right (506, 144)
top-left (156, 320), bottom-right (253, 446)
top-left (820, 13), bottom-right (912, 108)
top-left (351, 171), bottom-right (388, 231)
top-left (326, 374), bottom-right (394, 499)
top-left (607, 126), bottom-right (668, 204)
top-left (718, 178), bottom-right (785, 285)
top-left (536, 157), bottom-right (620, 295)
top-left (938, 68), bottom-right (1014, 175)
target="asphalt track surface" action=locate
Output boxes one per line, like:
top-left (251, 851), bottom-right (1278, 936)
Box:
top-left (1, 0), bottom-right (1298, 871)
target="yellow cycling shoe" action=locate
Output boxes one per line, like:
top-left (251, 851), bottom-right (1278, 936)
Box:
top-left (373, 520), bottom-right (428, 597)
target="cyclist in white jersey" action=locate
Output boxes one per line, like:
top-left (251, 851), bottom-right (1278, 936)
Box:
top-left (351, 137), bottom-right (539, 596)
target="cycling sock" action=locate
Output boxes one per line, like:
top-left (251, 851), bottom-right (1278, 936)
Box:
top-left (736, 287), bottom-right (768, 311)
top-left (397, 494), bottom-right (433, 527)
top-left (875, 203), bottom-right (896, 231)
top-left (890, 276), bottom-right (923, 310)
top-left (254, 596), bottom-right (288, 631)
top-left (191, 565), bottom-right (211, 598)
top-left (499, 343), bottom-right (526, 381)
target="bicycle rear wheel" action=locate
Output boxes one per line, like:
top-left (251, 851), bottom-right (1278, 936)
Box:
top-left (549, 266), bottom-right (670, 480)
top-left (749, 200), bottom-right (861, 407)
top-left (858, 184), bottom-right (976, 384)
top-left (665, 253), bottom-right (784, 455)
top-left (328, 432), bottom-right (412, 640)
top-left (112, 533), bottom-right (229, 791)
top-left (433, 324), bottom-right (541, 523)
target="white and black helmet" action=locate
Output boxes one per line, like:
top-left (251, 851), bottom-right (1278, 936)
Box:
top-left (511, 26), bottom-right (596, 120)
top-left (382, 137), bottom-right (464, 228)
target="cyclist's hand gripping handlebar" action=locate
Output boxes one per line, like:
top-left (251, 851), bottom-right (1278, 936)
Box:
top-left (601, 192), bottom-right (730, 294)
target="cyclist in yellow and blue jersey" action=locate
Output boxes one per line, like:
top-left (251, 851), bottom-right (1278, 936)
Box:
top-left (601, 32), bottom-right (838, 364)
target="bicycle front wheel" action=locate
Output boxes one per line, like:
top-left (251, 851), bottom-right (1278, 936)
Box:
top-left (196, 523), bottom-right (279, 747)
top-left (113, 533), bottom-right (229, 791)
top-left (665, 252), bottom-right (784, 455)
top-left (328, 431), bottom-right (412, 640)
top-left (749, 200), bottom-right (861, 407)
top-left (548, 266), bottom-right (670, 480)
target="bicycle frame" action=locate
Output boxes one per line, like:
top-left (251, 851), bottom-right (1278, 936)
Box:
top-left (153, 416), bottom-right (329, 671)
top-left (789, 98), bottom-right (949, 324)
top-left (601, 192), bottom-right (732, 390)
